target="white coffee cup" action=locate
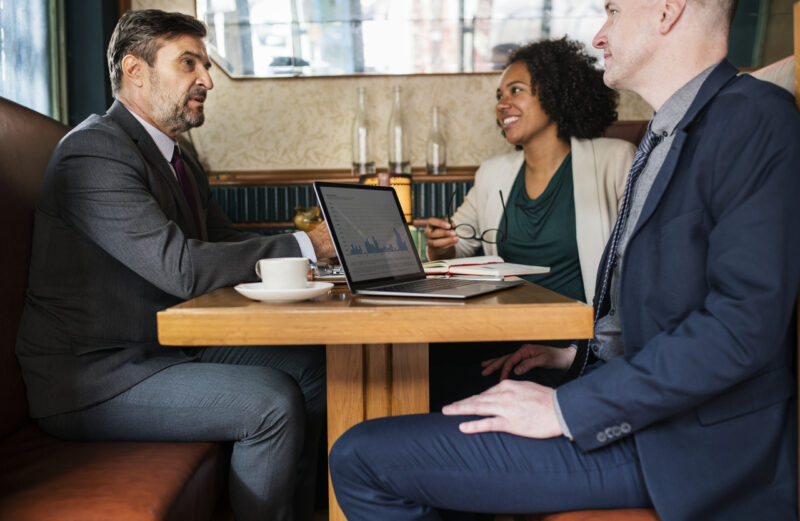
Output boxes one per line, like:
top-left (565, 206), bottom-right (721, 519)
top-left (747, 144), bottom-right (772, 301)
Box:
top-left (255, 257), bottom-right (310, 290)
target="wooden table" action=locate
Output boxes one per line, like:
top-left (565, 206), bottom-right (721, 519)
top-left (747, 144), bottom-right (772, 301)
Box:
top-left (157, 282), bottom-right (593, 521)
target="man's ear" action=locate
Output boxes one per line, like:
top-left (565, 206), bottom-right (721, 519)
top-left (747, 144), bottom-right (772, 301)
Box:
top-left (658, 0), bottom-right (687, 34)
top-left (121, 54), bottom-right (145, 88)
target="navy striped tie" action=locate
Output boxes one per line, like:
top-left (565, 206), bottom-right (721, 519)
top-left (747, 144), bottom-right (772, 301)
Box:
top-left (594, 129), bottom-right (663, 324)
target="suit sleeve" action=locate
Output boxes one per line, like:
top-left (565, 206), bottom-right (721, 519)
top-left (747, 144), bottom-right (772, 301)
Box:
top-left (53, 128), bottom-right (301, 300)
top-left (557, 92), bottom-right (800, 451)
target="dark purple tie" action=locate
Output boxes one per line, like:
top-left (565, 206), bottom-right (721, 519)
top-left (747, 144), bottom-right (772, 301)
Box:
top-left (171, 145), bottom-right (202, 234)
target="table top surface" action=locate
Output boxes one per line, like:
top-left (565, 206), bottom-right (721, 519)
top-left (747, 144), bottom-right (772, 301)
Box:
top-left (157, 282), bottom-right (593, 346)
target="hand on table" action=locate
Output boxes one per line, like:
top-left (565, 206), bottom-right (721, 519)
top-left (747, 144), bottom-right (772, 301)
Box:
top-left (442, 380), bottom-right (563, 438)
top-left (424, 217), bottom-right (457, 260)
top-left (481, 343), bottom-right (577, 380)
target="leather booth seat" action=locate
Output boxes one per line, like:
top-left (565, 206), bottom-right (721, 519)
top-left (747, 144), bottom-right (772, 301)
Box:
top-left (0, 424), bottom-right (224, 521)
top-left (0, 96), bottom-right (227, 521)
top-left (526, 509), bottom-right (661, 521)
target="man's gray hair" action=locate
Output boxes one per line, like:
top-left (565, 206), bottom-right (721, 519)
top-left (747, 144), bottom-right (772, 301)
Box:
top-left (107, 9), bottom-right (207, 97)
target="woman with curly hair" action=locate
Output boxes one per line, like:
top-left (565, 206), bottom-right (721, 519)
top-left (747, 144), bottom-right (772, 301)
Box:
top-left (426, 37), bottom-right (634, 303)
top-left (426, 39), bottom-right (636, 424)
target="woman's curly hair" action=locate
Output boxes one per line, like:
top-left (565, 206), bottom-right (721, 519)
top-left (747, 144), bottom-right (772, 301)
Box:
top-left (505, 37), bottom-right (618, 141)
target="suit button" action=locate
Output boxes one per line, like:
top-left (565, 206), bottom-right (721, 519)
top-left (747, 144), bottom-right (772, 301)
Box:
top-left (596, 432), bottom-right (607, 443)
top-left (621, 422), bottom-right (631, 433)
top-left (604, 427), bottom-right (614, 438)
top-left (611, 426), bottom-right (622, 437)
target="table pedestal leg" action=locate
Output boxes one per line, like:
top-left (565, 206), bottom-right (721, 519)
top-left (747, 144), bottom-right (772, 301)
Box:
top-left (326, 342), bottom-right (429, 521)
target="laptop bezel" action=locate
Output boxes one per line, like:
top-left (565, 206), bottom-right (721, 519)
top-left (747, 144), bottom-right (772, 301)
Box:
top-left (313, 181), bottom-right (427, 294)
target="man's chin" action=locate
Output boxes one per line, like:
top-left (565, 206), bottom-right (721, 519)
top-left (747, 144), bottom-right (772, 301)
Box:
top-left (188, 114), bottom-right (205, 128)
top-left (182, 110), bottom-right (205, 130)
top-left (602, 70), bottom-right (620, 89)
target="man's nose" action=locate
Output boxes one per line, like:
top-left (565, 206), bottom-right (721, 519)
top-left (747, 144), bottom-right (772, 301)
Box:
top-left (593, 24), bottom-right (608, 49)
top-left (198, 68), bottom-right (214, 90)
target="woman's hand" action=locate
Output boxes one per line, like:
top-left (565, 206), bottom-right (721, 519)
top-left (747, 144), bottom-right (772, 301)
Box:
top-left (481, 344), bottom-right (577, 380)
top-left (424, 217), bottom-right (458, 260)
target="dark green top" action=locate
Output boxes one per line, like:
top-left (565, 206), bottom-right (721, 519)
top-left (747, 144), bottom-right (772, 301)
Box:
top-left (497, 153), bottom-right (585, 301)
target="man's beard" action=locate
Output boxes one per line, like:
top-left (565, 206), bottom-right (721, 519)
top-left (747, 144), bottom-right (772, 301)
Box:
top-left (149, 73), bottom-right (206, 135)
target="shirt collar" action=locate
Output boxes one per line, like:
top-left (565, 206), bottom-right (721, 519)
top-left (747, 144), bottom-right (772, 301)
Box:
top-left (650, 61), bottom-right (719, 139)
top-left (123, 104), bottom-right (178, 162)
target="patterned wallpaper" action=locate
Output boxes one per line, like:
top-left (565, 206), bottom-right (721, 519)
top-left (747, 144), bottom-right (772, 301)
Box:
top-left (132, 0), bottom-right (654, 174)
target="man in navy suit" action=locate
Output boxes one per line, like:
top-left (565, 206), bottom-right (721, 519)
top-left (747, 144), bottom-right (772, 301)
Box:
top-left (329, 1), bottom-right (800, 520)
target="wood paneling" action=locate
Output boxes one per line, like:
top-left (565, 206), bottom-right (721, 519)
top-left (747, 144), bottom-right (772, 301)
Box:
top-left (117, 0), bottom-right (131, 16)
top-left (365, 344), bottom-right (392, 419)
top-left (208, 166), bottom-right (479, 186)
top-left (325, 344), bottom-right (363, 521)
top-left (391, 343), bottom-right (429, 416)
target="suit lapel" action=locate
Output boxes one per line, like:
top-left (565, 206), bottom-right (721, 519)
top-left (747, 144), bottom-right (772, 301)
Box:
top-left (628, 61), bottom-right (739, 240)
top-left (107, 101), bottom-right (202, 238)
top-left (590, 61), bottom-right (739, 308)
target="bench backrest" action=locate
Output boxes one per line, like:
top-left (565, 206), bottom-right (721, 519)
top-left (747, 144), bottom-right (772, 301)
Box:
top-left (0, 97), bottom-right (69, 437)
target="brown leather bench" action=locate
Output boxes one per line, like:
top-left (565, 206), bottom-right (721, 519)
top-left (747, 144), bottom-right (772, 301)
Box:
top-left (0, 96), bottom-right (228, 521)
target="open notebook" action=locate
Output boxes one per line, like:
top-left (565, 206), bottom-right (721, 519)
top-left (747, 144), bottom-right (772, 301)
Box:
top-left (423, 255), bottom-right (550, 277)
top-left (313, 182), bottom-right (522, 299)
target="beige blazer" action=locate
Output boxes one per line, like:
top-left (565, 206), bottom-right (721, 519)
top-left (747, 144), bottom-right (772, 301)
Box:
top-left (450, 137), bottom-right (635, 302)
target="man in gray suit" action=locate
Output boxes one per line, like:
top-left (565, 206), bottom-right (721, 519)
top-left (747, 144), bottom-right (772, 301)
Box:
top-left (15, 10), bottom-right (333, 521)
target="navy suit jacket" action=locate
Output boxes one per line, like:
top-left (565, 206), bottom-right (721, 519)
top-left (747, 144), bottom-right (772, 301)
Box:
top-left (559, 61), bottom-right (800, 520)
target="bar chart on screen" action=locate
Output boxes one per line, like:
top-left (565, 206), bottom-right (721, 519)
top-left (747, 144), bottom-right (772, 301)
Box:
top-left (322, 185), bottom-right (421, 281)
top-left (349, 228), bottom-right (409, 255)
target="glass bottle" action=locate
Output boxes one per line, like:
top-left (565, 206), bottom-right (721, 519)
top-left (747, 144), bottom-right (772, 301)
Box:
top-left (351, 86), bottom-right (375, 176)
top-left (387, 85), bottom-right (411, 175)
top-left (361, 85), bottom-right (413, 223)
top-left (426, 106), bottom-right (447, 175)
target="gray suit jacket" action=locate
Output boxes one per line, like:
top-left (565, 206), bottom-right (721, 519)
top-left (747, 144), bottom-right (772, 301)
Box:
top-left (16, 101), bottom-right (301, 418)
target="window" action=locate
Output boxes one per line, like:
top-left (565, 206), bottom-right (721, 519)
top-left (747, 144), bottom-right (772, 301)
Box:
top-left (196, 0), bottom-right (605, 78)
top-left (198, 0), bottom-right (782, 79)
top-left (0, 0), bottom-right (62, 118)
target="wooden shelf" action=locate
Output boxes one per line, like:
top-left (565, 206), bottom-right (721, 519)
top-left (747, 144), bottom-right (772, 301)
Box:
top-left (208, 166), bottom-right (478, 186)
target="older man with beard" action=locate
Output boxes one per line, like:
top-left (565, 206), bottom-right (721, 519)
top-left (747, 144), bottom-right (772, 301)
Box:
top-left (15, 10), bottom-right (333, 521)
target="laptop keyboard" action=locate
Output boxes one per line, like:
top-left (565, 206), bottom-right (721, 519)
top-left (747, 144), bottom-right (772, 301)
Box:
top-left (377, 278), bottom-right (485, 292)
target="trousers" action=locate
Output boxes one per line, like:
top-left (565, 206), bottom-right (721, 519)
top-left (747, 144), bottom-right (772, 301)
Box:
top-left (38, 345), bottom-right (325, 521)
top-left (330, 413), bottom-right (652, 521)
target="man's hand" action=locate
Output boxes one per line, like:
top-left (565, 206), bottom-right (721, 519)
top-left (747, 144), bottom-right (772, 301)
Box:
top-left (424, 217), bottom-right (458, 260)
top-left (307, 221), bottom-right (337, 260)
top-left (482, 344), bottom-right (577, 380)
top-left (441, 380), bottom-right (563, 438)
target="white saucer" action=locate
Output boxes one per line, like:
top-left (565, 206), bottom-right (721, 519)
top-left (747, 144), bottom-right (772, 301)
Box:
top-left (235, 281), bottom-right (334, 303)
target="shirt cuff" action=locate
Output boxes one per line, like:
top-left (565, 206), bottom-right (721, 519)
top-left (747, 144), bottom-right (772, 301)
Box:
top-left (553, 389), bottom-right (573, 441)
top-left (293, 231), bottom-right (317, 263)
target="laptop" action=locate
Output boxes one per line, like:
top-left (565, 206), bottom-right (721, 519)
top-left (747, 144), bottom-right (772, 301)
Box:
top-left (313, 182), bottom-right (522, 299)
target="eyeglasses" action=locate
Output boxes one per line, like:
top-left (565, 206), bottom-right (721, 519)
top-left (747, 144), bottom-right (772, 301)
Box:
top-left (446, 190), bottom-right (507, 244)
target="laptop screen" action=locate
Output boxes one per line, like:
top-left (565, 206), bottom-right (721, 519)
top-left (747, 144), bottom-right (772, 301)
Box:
top-left (314, 182), bottom-right (424, 284)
